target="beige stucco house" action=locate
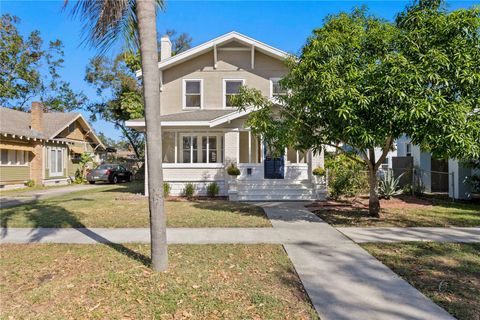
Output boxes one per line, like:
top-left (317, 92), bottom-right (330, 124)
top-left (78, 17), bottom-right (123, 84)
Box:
top-left (127, 32), bottom-right (326, 200)
top-left (0, 103), bottom-right (105, 189)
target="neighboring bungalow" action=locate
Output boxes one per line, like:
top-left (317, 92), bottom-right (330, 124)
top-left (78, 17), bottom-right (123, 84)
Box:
top-left (0, 102), bottom-right (105, 189)
top-left (393, 135), bottom-right (476, 200)
top-left (127, 31), bottom-right (326, 200)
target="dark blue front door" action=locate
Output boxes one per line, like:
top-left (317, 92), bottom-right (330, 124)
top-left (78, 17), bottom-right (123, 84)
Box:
top-left (263, 143), bottom-right (284, 179)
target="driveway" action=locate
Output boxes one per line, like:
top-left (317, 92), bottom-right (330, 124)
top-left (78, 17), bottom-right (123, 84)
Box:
top-left (0, 184), bottom-right (101, 209)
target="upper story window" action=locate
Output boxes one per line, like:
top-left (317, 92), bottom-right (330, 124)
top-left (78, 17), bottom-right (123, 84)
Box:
top-left (271, 78), bottom-right (287, 97)
top-left (224, 79), bottom-right (244, 108)
top-left (183, 79), bottom-right (202, 108)
top-left (68, 122), bottom-right (76, 133)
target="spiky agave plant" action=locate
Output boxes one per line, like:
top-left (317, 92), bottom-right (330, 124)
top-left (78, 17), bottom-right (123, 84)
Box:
top-left (378, 171), bottom-right (404, 200)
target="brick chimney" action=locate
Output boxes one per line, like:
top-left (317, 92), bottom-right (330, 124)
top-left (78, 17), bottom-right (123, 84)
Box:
top-left (30, 101), bottom-right (44, 133)
top-left (160, 35), bottom-right (172, 61)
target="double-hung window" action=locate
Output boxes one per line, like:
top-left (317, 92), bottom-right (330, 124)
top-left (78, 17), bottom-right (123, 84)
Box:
top-left (49, 148), bottom-right (64, 176)
top-left (183, 79), bottom-right (202, 108)
top-left (181, 135), bottom-right (198, 163)
top-left (224, 79), bottom-right (244, 108)
top-left (202, 136), bottom-right (218, 163)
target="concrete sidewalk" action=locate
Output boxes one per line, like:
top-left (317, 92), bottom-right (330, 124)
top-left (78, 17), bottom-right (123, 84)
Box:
top-left (0, 184), bottom-right (101, 209)
top-left (0, 227), bottom-right (282, 244)
top-left (338, 226), bottom-right (480, 243)
top-left (258, 202), bottom-right (454, 320)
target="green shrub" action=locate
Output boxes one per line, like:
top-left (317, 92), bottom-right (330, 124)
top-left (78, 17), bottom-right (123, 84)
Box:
top-left (325, 153), bottom-right (369, 199)
top-left (163, 182), bottom-right (171, 198)
top-left (226, 163), bottom-right (241, 176)
top-left (207, 182), bottom-right (220, 197)
top-left (25, 179), bottom-right (35, 188)
top-left (73, 169), bottom-right (86, 184)
top-left (312, 167), bottom-right (326, 176)
top-left (184, 183), bottom-right (195, 198)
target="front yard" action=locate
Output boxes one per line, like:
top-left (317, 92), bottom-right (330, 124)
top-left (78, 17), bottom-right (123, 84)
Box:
top-left (0, 182), bottom-right (270, 228)
top-left (362, 242), bottom-right (480, 320)
top-left (0, 243), bottom-right (318, 319)
top-left (309, 196), bottom-right (480, 227)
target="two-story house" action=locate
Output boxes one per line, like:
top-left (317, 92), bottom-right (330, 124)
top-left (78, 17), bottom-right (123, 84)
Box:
top-left (127, 32), bottom-right (326, 200)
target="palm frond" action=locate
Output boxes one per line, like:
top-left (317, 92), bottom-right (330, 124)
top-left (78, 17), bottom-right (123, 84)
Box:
top-left (64, 0), bottom-right (165, 54)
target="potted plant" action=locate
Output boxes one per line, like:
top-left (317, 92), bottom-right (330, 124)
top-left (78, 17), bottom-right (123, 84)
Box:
top-left (312, 167), bottom-right (326, 184)
top-left (226, 163), bottom-right (241, 177)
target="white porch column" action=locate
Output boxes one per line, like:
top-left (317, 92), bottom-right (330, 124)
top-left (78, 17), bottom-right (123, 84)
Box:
top-left (144, 140), bottom-right (149, 196)
top-left (224, 131), bottom-right (239, 164)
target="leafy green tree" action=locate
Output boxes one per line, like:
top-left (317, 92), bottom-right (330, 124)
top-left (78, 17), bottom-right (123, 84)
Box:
top-left (0, 14), bottom-right (85, 111)
top-left (236, 2), bottom-right (480, 217)
top-left (85, 31), bottom-right (191, 158)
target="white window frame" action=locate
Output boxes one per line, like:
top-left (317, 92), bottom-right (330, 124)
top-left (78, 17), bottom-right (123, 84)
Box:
top-left (223, 79), bottom-right (245, 109)
top-left (49, 147), bottom-right (64, 177)
top-left (182, 79), bottom-right (203, 109)
top-left (0, 149), bottom-right (29, 166)
top-left (270, 77), bottom-right (285, 98)
top-left (163, 131), bottom-right (224, 167)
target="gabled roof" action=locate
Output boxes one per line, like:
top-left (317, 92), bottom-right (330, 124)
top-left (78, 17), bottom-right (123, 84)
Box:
top-left (136, 31), bottom-right (289, 76)
top-left (0, 107), bottom-right (105, 149)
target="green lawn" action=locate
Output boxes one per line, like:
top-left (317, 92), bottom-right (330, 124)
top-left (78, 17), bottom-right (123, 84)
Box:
top-left (362, 242), bottom-right (480, 320)
top-left (0, 182), bottom-right (271, 228)
top-left (310, 196), bottom-right (480, 227)
top-left (0, 244), bottom-right (318, 319)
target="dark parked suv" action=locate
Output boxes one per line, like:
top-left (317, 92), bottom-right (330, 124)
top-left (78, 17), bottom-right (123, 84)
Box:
top-left (87, 164), bottom-right (133, 184)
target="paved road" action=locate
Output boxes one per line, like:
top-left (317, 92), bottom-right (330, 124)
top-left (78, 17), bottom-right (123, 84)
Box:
top-left (0, 184), bottom-right (101, 209)
top-left (338, 226), bottom-right (480, 243)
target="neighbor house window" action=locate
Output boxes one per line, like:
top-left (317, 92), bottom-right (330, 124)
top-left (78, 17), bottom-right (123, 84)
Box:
top-left (49, 147), bottom-right (64, 176)
top-left (406, 143), bottom-right (412, 157)
top-left (270, 78), bottom-right (287, 97)
top-left (224, 79), bottom-right (244, 107)
top-left (0, 150), bottom-right (28, 166)
top-left (183, 79), bottom-right (202, 108)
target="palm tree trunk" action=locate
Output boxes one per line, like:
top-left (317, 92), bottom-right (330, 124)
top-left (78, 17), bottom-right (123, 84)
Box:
top-left (136, 0), bottom-right (167, 271)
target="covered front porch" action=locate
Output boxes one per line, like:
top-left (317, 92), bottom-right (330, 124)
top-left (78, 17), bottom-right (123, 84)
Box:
top-left (126, 110), bottom-right (326, 199)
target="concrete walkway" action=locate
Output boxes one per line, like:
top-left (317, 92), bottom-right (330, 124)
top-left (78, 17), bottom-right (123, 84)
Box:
top-left (0, 184), bottom-right (101, 209)
top-left (0, 202), bottom-right (467, 320)
top-left (0, 227), bottom-right (282, 244)
top-left (258, 202), bottom-right (455, 320)
top-left (338, 226), bottom-right (480, 243)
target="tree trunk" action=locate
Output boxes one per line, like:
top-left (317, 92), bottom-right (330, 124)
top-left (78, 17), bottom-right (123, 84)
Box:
top-left (368, 169), bottom-right (381, 218)
top-left (136, 0), bottom-right (167, 271)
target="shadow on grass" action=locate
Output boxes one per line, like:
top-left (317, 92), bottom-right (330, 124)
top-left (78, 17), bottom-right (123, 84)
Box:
top-left (0, 195), bottom-right (151, 267)
top-left (99, 181), bottom-right (145, 195)
top-left (188, 199), bottom-right (267, 219)
top-left (309, 195), bottom-right (480, 227)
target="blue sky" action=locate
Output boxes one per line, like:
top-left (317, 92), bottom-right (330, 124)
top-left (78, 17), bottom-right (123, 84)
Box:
top-left (1, 0), bottom-right (478, 141)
